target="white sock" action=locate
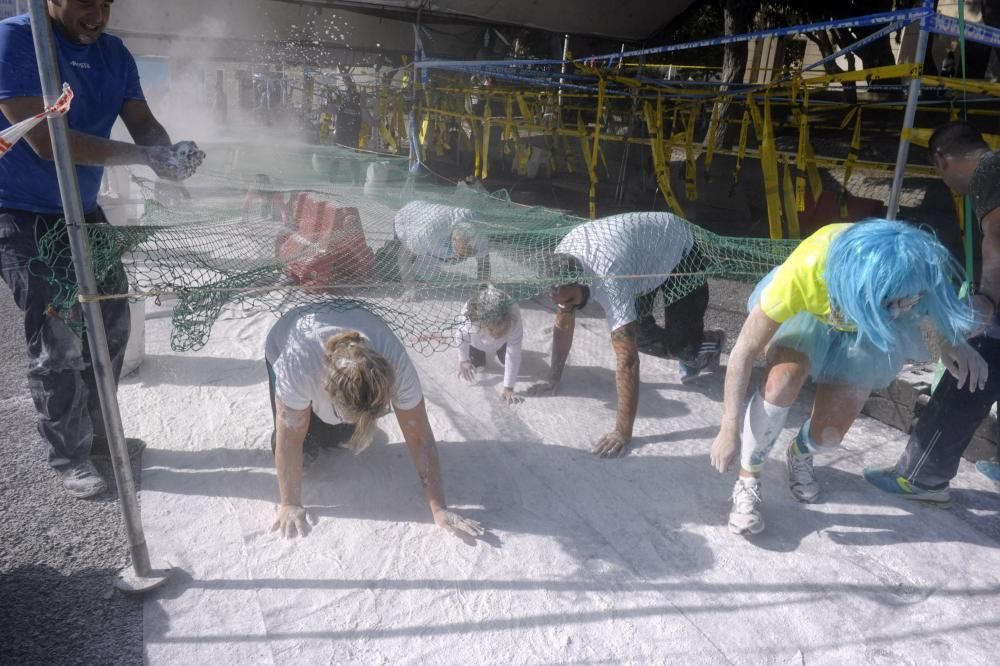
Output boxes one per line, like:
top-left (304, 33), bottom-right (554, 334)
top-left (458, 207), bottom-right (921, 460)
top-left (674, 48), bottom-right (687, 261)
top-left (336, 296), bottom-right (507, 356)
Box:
top-left (739, 391), bottom-right (791, 473)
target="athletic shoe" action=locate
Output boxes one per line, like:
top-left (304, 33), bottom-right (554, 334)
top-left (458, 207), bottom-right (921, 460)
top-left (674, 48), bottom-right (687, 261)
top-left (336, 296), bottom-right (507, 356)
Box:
top-left (976, 459), bottom-right (1000, 481)
top-left (679, 329), bottom-right (725, 384)
top-left (678, 361), bottom-right (701, 383)
top-left (57, 460), bottom-right (108, 498)
top-left (786, 442), bottom-right (820, 503)
top-left (862, 467), bottom-right (951, 506)
top-left (729, 477), bottom-right (765, 535)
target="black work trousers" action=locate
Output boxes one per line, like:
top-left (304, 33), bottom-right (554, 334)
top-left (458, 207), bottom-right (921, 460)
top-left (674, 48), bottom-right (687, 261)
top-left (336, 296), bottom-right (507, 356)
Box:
top-left (0, 207), bottom-right (130, 467)
top-left (894, 333), bottom-right (1000, 489)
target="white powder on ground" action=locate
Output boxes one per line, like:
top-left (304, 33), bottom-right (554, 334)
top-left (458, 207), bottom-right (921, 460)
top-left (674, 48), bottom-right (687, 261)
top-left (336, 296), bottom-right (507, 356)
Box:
top-left (124, 297), bottom-right (1000, 664)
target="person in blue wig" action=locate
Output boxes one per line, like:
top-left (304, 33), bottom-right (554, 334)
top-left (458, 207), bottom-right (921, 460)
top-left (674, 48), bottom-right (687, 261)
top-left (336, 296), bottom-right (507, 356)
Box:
top-left (709, 219), bottom-right (986, 536)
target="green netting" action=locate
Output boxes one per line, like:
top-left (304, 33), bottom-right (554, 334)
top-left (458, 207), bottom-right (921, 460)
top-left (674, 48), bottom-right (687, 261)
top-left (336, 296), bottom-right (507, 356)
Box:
top-left (35, 142), bottom-right (799, 353)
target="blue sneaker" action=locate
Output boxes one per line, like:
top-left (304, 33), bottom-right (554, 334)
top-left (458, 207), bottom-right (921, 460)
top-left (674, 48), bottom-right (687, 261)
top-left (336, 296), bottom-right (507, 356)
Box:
top-left (976, 459), bottom-right (1000, 481)
top-left (678, 361), bottom-right (701, 383)
top-left (863, 467), bottom-right (951, 506)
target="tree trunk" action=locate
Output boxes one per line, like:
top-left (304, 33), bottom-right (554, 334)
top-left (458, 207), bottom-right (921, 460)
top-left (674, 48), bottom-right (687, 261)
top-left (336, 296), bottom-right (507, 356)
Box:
top-left (843, 25), bottom-right (897, 69)
top-left (714, 0), bottom-right (754, 148)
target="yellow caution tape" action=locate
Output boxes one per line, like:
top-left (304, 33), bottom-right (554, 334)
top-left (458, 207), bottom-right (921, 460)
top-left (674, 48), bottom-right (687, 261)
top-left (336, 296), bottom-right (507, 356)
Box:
top-left (782, 156), bottom-right (801, 239)
top-left (840, 107), bottom-right (863, 218)
top-left (756, 94), bottom-right (784, 239)
top-left (684, 104), bottom-right (699, 201)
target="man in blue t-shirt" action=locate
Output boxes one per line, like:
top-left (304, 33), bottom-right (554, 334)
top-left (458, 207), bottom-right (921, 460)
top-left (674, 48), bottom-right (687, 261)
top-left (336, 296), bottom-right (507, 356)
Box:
top-left (0, 1), bottom-right (204, 498)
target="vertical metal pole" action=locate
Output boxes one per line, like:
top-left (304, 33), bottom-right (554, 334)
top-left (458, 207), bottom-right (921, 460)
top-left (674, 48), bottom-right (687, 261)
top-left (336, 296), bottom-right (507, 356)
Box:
top-left (27, 0), bottom-right (163, 590)
top-left (886, 1), bottom-right (933, 219)
top-left (408, 15), bottom-right (422, 171)
top-left (558, 34), bottom-right (569, 109)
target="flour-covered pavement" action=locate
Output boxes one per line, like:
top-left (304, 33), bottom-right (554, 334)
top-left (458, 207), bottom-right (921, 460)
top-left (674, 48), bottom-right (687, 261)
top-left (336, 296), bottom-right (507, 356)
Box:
top-left (119, 290), bottom-right (1000, 665)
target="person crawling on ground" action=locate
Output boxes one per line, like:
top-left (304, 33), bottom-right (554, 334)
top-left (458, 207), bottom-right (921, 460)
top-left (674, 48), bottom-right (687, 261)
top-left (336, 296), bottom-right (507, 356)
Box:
top-left (392, 200), bottom-right (490, 295)
top-left (454, 285), bottom-right (524, 404)
top-left (536, 211), bottom-right (724, 457)
top-left (265, 303), bottom-right (484, 540)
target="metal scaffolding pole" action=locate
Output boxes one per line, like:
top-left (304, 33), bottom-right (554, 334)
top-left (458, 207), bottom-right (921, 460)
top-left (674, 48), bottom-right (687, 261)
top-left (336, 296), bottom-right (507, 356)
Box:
top-left (886, 1), bottom-right (933, 219)
top-left (26, 0), bottom-right (168, 594)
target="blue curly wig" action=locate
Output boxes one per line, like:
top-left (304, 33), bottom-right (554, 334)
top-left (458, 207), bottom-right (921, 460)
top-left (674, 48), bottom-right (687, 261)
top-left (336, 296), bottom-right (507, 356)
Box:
top-left (825, 219), bottom-right (975, 352)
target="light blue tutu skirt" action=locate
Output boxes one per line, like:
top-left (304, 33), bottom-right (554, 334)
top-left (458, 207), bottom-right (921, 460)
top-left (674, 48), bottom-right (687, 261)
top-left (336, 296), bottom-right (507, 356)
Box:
top-left (748, 268), bottom-right (928, 390)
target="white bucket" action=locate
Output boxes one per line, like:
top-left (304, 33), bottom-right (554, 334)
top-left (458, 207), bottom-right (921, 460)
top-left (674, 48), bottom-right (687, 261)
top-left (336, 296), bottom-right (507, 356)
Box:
top-left (525, 147), bottom-right (550, 179)
top-left (120, 299), bottom-right (145, 378)
top-left (364, 161), bottom-right (401, 196)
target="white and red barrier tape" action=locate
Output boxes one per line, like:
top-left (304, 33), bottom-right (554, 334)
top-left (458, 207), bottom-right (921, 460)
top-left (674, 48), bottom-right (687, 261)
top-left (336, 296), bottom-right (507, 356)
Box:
top-left (0, 83), bottom-right (73, 158)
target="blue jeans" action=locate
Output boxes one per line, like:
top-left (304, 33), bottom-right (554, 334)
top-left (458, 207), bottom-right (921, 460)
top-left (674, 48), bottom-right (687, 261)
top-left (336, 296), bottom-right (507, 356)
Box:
top-left (894, 333), bottom-right (1000, 489)
top-left (0, 208), bottom-right (130, 467)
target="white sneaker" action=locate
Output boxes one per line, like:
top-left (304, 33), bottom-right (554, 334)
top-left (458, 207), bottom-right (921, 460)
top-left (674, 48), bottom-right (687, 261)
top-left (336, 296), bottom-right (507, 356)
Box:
top-left (786, 444), bottom-right (820, 503)
top-left (729, 477), bottom-right (765, 535)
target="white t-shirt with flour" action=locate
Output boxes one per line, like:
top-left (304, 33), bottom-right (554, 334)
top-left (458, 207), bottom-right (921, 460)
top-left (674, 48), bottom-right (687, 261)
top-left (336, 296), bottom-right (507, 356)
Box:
top-left (554, 212), bottom-right (694, 331)
top-left (394, 200), bottom-right (489, 261)
top-left (266, 306), bottom-right (423, 424)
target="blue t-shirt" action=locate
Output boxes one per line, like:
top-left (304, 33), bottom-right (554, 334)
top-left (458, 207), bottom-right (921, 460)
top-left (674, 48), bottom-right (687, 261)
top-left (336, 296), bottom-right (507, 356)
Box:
top-left (0, 14), bottom-right (144, 214)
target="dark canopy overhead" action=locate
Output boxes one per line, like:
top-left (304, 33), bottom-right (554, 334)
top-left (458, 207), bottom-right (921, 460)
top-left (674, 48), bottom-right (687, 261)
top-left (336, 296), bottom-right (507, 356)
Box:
top-left (272, 0), bottom-right (698, 41)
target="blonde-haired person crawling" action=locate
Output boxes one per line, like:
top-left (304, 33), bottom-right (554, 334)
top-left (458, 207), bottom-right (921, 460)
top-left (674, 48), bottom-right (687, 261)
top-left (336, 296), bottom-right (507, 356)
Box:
top-left (454, 285), bottom-right (524, 404)
top-left (710, 220), bottom-right (985, 536)
top-left (265, 304), bottom-right (484, 539)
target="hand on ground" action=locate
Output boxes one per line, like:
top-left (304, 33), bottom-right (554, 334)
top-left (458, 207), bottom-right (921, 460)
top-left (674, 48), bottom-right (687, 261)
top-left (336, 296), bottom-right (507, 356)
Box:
top-left (499, 387), bottom-right (522, 404)
top-left (592, 430), bottom-right (629, 457)
top-left (527, 380), bottom-right (559, 397)
top-left (457, 361), bottom-right (477, 383)
top-left (271, 504), bottom-right (312, 538)
top-left (710, 428), bottom-right (740, 473)
top-left (941, 341), bottom-right (988, 392)
top-left (434, 509), bottom-right (485, 538)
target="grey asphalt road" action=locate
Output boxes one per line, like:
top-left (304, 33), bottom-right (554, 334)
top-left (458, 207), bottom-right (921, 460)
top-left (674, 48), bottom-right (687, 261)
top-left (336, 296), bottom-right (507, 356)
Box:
top-left (0, 286), bottom-right (142, 665)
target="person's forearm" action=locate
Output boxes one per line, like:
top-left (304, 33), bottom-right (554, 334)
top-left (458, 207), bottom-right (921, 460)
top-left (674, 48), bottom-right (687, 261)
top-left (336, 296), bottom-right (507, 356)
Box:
top-left (67, 130), bottom-right (153, 167)
top-left (503, 342), bottom-right (522, 390)
top-left (549, 311), bottom-right (575, 382)
top-left (396, 403), bottom-right (447, 517)
top-left (129, 119), bottom-right (171, 147)
top-left (274, 406), bottom-right (309, 506)
top-left (275, 439), bottom-right (304, 506)
top-left (720, 339), bottom-right (756, 434)
top-left (614, 352), bottom-right (639, 437)
top-left (405, 435), bottom-right (446, 513)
